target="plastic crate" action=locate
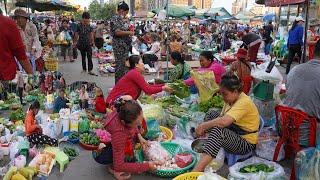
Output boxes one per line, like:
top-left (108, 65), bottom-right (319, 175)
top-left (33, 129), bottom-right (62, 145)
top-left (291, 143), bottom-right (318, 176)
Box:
top-left (253, 81), bottom-right (274, 101)
top-left (45, 60), bottom-right (58, 71)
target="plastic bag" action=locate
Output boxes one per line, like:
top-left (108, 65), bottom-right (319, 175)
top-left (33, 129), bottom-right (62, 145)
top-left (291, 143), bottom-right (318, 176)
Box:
top-left (191, 71), bottom-right (219, 102)
top-left (253, 97), bottom-right (277, 123)
top-left (78, 117), bottom-right (90, 134)
top-left (176, 117), bottom-right (197, 139)
top-left (14, 155), bottom-right (26, 168)
top-left (197, 169), bottom-right (226, 180)
top-left (174, 153), bottom-right (193, 168)
top-left (42, 121), bottom-right (61, 139)
top-left (144, 119), bottom-right (161, 140)
top-left (141, 104), bottom-right (166, 124)
top-left (295, 147), bottom-right (320, 180)
top-left (143, 141), bottom-right (170, 162)
top-left (228, 157), bottom-right (285, 180)
top-left (206, 148), bottom-right (225, 172)
top-left (29, 145), bottom-right (38, 158)
top-left (56, 32), bottom-right (65, 43)
top-left (9, 142), bottom-right (19, 160)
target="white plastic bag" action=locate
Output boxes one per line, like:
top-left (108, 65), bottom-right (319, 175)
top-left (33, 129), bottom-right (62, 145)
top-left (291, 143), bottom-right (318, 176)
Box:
top-left (295, 147), bottom-right (320, 180)
top-left (197, 168), bottom-right (226, 180)
top-left (205, 148), bottom-right (225, 172)
top-left (14, 155), bottom-right (26, 168)
top-left (144, 141), bottom-right (171, 162)
top-left (9, 142), bottom-right (19, 160)
top-left (228, 157), bottom-right (285, 180)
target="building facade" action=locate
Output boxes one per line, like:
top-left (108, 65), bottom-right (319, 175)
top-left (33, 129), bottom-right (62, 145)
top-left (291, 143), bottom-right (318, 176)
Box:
top-left (169, 0), bottom-right (212, 9)
top-left (232, 0), bottom-right (248, 15)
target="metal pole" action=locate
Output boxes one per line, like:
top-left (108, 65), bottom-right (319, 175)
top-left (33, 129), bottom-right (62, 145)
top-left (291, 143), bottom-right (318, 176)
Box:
top-left (286, 4), bottom-right (290, 32)
top-left (165, 0), bottom-right (170, 80)
top-left (302, 0), bottom-right (309, 63)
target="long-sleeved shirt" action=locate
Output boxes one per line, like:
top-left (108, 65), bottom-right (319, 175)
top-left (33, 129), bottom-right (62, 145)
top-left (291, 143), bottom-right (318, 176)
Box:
top-left (283, 59), bottom-right (320, 121)
top-left (95, 96), bottom-right (106, 114)
top-left (106, 68), bottom-right (163, 105)
top-left (184, 61), bottom-right (226, 86)
top-left (287, 25), bottom-right (304, 46)
top-left (25, 111), bottom-right (38, 136)
top-left (105, 111), bottom-right (150, 173)
top-left (53, 96), bottom-right (68, 113)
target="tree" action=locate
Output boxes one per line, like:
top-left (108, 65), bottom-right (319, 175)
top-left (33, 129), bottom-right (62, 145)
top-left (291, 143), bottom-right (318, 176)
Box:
top-left (88, 0), bottom-right (117, 20)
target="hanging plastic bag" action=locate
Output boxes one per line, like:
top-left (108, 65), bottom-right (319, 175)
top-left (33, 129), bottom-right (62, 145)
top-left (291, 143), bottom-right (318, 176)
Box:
top-left (191, 71), bottom-right (219, 102)
top-left (228, 156), bottom-right (285, 180)
top-left (144, 119), bottom-right (161, 140)
top-left (78, 117), bottom-right (90, 134)
top-left (295, 147), bottom-right (320, 180)
top-left (56, 32), bottom-right (65, 44)
top-left (206, 148), bottom-right (225, 172)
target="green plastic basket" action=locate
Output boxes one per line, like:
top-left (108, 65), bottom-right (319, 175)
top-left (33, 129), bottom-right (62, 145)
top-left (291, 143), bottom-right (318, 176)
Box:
top-left (154, 142), bottom-right (197, 178)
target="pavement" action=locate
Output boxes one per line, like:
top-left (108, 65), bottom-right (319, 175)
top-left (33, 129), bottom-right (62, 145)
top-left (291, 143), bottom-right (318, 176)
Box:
top-left (11, 53), bottom-right (292, 179)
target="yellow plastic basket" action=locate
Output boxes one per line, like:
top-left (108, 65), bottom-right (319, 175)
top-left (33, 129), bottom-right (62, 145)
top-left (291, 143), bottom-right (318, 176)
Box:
top-left (45, 59), bottom-right (58, 71)
top-left (160, 126), bottom-right (173, 142)
top-left (173, 172), bottom-right (203, 180)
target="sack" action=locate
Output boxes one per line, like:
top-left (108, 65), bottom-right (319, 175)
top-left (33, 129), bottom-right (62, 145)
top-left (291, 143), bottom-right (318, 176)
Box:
top-left (144, 119), bottom-right (161, 140)
top-left (228, 157), bottom-right (285, 180)
top-left (191, 71), bottom-right (219, 102)
top-left (295, 147), bottom-right (320, 180)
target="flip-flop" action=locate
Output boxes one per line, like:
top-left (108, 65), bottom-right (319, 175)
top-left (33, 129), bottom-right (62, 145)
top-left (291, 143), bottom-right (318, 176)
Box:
top-left (108, 167), bottom-right (131, 180)
top-left (88, 72), bottom-right (98, 76)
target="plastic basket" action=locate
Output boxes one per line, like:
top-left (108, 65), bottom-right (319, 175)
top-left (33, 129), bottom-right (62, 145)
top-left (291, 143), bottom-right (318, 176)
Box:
top-left (160, 126), bottom-right (173, 142)
top-left (154, 142), bottom-right (197, 178)
top-left (45, 60), bottom-right (58, 71)
top-left (253, 81), bottom-right (274, 101)
top-left (173, 172), bottom-right (203, 180)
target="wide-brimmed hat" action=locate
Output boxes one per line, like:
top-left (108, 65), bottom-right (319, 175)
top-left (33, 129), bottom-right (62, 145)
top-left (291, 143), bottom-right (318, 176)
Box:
top-left (14, 9), bottom-right (29, 19)
top-left (295, 16), bottom-right (305, 22)
top-left (236, 48), bottom-right (248, 59)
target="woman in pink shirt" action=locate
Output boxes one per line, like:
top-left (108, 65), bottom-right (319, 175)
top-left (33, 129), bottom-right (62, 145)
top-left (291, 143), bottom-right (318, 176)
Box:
top-left (106, 55), bottom-right (172, 106)
top-left (184, 51), bottom-right (226, 87)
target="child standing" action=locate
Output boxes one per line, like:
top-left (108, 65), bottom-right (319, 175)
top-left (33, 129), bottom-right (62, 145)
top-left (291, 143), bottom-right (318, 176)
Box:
top-left (79, 85), bottom-right (89, 109)
top-left (94, 87), bottom-right (106, 114)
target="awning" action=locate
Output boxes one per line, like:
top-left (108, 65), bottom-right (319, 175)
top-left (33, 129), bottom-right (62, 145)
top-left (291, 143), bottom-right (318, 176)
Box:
top-left (265, 0), bottom-right (305, 7)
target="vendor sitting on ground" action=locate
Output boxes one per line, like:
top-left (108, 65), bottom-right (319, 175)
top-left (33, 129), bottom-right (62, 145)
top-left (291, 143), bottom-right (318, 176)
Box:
top-left (53, 89), bottom-right (69, 113)
top-left (165, 51), bottom-right (191, 82)
top-left (283, 40), bottom-right (320, 121)
top-left (25, 100), bottom-right (58, 146)
top-left (106, 55), bottom-right (173, 106)
top-left (94, 87), bottom-right (107, 114)
top-left (230, 48), bottom-right (252, 94)
top-left (193, 74), bottom-right (259, 172)
top-left (93, 98), bottom-right (162, 179)
top-left (184, 51), bottom-right (226, 86)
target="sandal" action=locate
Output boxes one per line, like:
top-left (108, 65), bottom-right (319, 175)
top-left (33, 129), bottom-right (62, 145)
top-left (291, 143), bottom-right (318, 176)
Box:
top-left (88, 72), bottom-right (98, 76)
top-left (108, 166), bottom-right (131, 180)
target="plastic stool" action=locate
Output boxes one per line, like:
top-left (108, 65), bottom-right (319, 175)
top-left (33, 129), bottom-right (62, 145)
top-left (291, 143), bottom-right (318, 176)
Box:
top-left (225, 117), bottom-right (264, 166)
top-left (56, 151), bottom-right (69, 172)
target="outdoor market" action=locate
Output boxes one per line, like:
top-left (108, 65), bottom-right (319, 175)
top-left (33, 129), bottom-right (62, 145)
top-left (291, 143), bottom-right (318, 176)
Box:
top-left (0, 0), bottom-right (320, 179)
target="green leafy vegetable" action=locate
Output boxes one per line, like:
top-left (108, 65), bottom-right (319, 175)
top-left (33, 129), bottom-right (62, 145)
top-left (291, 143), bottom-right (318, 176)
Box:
top-left (198, 94), bottom-right (224, 112)
top-left (9, 108), bottom-right (26, 121)
top-left (155, 96), bottom-right (181, 108)
top-left (139, 96), bottom-right (155, 104)
top-left (168, 80), bottom-right (190, 99)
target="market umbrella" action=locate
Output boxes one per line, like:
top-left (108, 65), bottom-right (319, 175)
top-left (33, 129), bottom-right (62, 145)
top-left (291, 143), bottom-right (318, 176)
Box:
top-left (263, 13), bottom-right (275, 22)
top-left (15, 0), bottom-right (78, 12)
top-left (152, 5), bottom-right (195, 18)
top-left (204, 7), bottom-right (234, 21)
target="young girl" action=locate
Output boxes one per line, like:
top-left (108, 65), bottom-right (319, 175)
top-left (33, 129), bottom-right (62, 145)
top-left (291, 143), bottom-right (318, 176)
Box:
top-left (25, 100), bottom-right (58, 146)
top-left (93, 98), bottom-right (162, 180)
top-left (94, 87), bottom-right (106, 114)
top-left (79, 85), bottom-right (89, 109)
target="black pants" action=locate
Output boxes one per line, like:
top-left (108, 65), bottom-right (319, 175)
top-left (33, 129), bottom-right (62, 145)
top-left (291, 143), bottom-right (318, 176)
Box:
top-left (95, 38), bottom-right (104, 50)
top-left (92, 145), bottom-right (113, 165)
top-left (286, 44), bottom-right (302, 74)
top-left (78, 46), bottom-right (93, 71)
top-left (18, 87), bottom-right (23, 104)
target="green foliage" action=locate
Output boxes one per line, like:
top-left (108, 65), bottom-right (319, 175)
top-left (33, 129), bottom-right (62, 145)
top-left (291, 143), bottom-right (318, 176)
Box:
top-left (88, 0), bottom-right (117, 20)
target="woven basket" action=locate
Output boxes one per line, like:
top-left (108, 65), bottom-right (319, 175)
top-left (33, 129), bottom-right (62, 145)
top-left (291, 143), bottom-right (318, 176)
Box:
top-left (45, 59), bottom-right (58, 71)
top-left (154, 142), bottom-right (197, 178)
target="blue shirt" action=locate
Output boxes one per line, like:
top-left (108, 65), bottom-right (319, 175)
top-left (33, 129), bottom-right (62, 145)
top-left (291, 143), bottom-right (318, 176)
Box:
top-left (287, 25), bottom-right (304, 46)
top-left (53, 96), bottom-right (68, 113)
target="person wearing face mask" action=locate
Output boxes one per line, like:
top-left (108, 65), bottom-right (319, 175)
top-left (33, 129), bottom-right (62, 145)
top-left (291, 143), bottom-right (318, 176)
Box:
top-left (286, 16), bottom-right (305, 74)
top-left (110, 1), bottom-right (134, 83)
top-left (105, 55), bottom-right (172, 106)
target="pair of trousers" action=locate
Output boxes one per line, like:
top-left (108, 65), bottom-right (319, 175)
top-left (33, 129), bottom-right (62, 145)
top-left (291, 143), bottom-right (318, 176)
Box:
top-left (18, 87), bottom-right (23, 104)
top-left (286, 44), bottom-right (302, 74)
top-left (27, 132), bottom-right (58, 146)
top-left (78, 46), bottom-right (93, 71)
top-left (204, 127), bottom-right (256, 158)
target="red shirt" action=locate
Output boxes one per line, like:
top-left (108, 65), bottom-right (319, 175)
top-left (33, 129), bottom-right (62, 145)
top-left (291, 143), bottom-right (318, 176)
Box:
top-left (105, 111), bottom-right (150, 173)
top-left (106, 68), bottom-right (163, 105)
top-left (95, 96), bottom-right (107, 114)
top-left (0, 15), bottom-right (27, 80)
